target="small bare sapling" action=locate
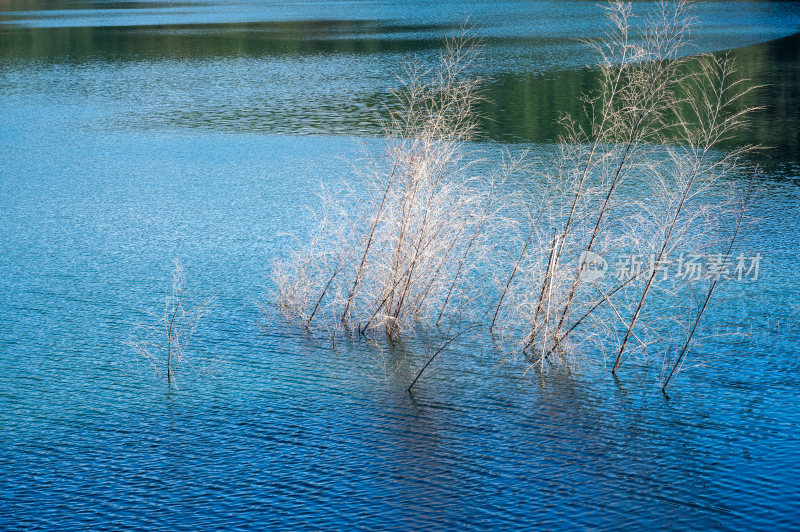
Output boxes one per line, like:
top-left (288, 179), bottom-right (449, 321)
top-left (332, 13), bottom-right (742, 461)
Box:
top-left (126, 260), bottom-right (215, 385)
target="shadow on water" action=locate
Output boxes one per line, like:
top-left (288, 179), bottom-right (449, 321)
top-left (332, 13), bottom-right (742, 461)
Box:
top-left (0, 20), bottom-right (468, 58)
top-left (1, 12), bottom-right (798, 166)
top-left (480, 31), bottom-right (800, 167)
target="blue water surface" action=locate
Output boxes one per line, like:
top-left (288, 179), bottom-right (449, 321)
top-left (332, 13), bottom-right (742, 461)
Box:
top-left (1, 1), bottom-right (800, 529)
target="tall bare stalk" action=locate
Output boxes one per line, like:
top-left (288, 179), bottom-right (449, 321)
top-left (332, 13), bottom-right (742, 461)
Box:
top-left (661, 169), bottom-right (756, 391)
top-left (551, 0), bottom-right (693, 346)
top-left (612, 54), bottom-right (760, 373)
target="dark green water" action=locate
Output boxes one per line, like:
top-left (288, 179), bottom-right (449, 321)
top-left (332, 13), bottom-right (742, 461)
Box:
top-left (1, 1), bottom-right (799, 529)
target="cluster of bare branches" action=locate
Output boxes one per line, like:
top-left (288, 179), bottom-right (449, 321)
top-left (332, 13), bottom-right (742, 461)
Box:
top-left (273, 34), bottom-right (519, 339)
top-left (126, 260), bottom-right (215, 386)
top-left (490, 1), bottom-right (760, 390)
top-left (273, 1), bottom-right (760, 391)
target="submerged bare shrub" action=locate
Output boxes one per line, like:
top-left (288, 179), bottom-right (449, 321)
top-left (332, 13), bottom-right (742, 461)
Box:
top-left (273, 2), bottom-right (759, 391)
top-left (126, 260), bottom-right (215, 385)
top-left (491, 1), bottom-right (759, 383)
top-left (272, 34), bottom-right (515, 338)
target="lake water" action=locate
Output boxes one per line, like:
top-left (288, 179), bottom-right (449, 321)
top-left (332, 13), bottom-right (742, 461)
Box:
top-left (1, 1), bottom-right (800, 529)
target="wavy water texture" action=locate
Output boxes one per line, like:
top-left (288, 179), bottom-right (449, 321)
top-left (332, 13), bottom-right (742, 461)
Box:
top-left (1, 1), bottom-right (800, 529)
